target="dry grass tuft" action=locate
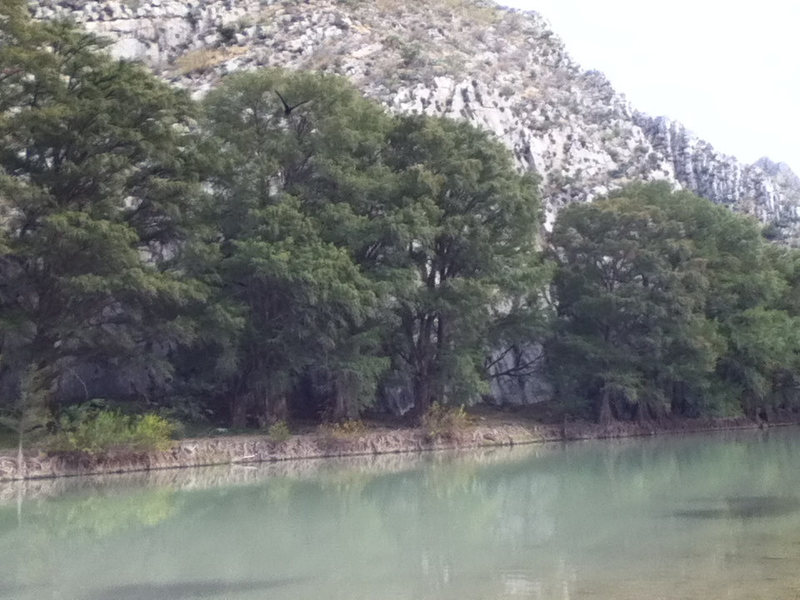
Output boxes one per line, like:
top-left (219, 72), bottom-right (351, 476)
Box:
top-left (173, 46), bottom-right (249, 75)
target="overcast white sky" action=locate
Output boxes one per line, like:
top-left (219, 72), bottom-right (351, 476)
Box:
top-left (499, 0), bottom-right (800, 173)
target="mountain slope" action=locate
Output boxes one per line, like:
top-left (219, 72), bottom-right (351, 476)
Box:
top-left (31, 0), bottom-right (800, 236)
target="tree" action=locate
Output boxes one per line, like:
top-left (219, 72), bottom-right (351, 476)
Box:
top-left (549, 181), bottom-right (800, 422)
top-left (196, 72), bottom-right (548, 423)
top-left (381, 115), bottom-right (546, 416)
top-left (717, 307), bottom-right (800, 418)
top-left (654, 187), bottom-right (799, 418)
top-left (0, 9), bottom-right (203, 418)
top-left (197, 70), bottom-right (389, 425)
top-left (549, 183), bottom-right (720, 422)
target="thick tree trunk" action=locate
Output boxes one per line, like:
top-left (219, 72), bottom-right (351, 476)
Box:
top-left (331, 391), bottom-right (347, 422)
top-left (264, 394), bottom-right (288, 424)
top-left (413, 375), bottom-right (432, 421)
top-left (230, 395), bottom-right (247, 428)
top-left (330, 376), bottom-right (359, 422)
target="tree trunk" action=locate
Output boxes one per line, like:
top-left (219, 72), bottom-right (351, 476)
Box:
top-left (330, 379), bottom-right (353, 422)
top-left (634, 401), bottom-right (648, 424)
top-left (330, 371), bottom-right (360, 422)
top-left (413, 375), bottom-right (432, 421)
top-left (230, 395), bottom-right (247, 428)
top-left (331, 390), bottom-right (347, 422)
top-left (597, 388), bottom-right (613, 426)
top-left (264, 394), bottom-right (288, 425)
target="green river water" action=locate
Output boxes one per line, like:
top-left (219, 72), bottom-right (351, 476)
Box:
top-left (0, 428), bottom-right (799, 600)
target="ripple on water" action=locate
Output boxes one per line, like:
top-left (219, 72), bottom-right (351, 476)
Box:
top-left (673, 496), bottom-right (800, 520)
top-left (83, 578), bottom-right (307, 600)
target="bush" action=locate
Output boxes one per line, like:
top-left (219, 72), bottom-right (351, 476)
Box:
top-left (267, 420), bottom-right (291, 442)
top-left (51, 407), bottom-right (175, 454)
top-left (133, 414), bottom-right (177, 451)
top-left (422, 403), bottom-right (471, 439)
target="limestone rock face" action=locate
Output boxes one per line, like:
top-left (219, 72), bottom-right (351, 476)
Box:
top-left (30, 0), bottom-right (800, 238)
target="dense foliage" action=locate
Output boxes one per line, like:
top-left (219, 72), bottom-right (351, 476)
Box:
top-left (1, 11), bottom-right (799, 448)
top-left (0, 12), bottom-right (545, 437)
top-left (0, 2), bottom-right (204, 451)
top-left (549, 182), bottom-right (800, 422)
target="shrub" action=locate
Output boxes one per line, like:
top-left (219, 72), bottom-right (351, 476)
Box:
top-left (216, 24), bottom-right (237, 44)
top-left (400, 42), bottom-right (423, 67)
top-left (422, 403), bottom-right (471, 439)
top-left (267, 420), bottom-right (291, 442)
top-left (58, 410), bottom-right (131, 453)
top-left (51, 407), bottom-right (175, 454)
top-left (133, 414), bottom-right (176, 451)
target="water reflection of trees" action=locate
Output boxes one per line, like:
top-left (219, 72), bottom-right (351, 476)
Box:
top-left (36, 488), bottom-right (179, 537)
top-left (1, 430), bottom-right (798, 600)
top-left (0, 445), bottom-right (552, 505)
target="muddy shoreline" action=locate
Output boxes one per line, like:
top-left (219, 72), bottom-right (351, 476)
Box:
top-left (0, 415), bottom-right (796, 482)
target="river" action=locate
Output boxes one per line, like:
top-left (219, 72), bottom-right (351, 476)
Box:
top-left (0, 428), bottom-right (798, 599)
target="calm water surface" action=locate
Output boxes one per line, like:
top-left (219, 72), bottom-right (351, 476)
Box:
top-left (1, 428), bottom-right (799, 600)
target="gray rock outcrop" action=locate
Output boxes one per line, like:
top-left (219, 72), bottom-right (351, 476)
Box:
top-left (29, 0), bottom-right (800, 238)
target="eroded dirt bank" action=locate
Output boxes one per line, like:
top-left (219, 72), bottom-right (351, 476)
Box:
top-left (0, 416), bottom-right (795, 481)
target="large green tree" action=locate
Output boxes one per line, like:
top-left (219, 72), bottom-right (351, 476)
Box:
top-left (549, 184), bottom-right (719, 422)
top-left (195, 71), bottom-right (548, 423)
top-left (647, 186), bottom-right (800, 418)
top-left (196, 70), bottom-right (390, 425)
top-left (550, 182), bottom-right (800, 422)
top-left (0, 5), bottom-right (203, 417)
top-left (381, 115), bottom-right (546, 416)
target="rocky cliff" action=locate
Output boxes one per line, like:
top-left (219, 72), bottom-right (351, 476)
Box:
top-left (30, 0), bottom-right (800, 235)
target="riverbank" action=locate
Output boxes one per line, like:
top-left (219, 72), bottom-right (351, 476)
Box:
top-left (0, 413), bottom-right (796, 481)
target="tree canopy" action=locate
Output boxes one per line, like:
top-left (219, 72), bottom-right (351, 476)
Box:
top-left (2, 8), bottom-right (798, 442)
top-left (549, 182), bottom-right (800, 422)
top-left (0, 4), bottom-right (204, 422)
